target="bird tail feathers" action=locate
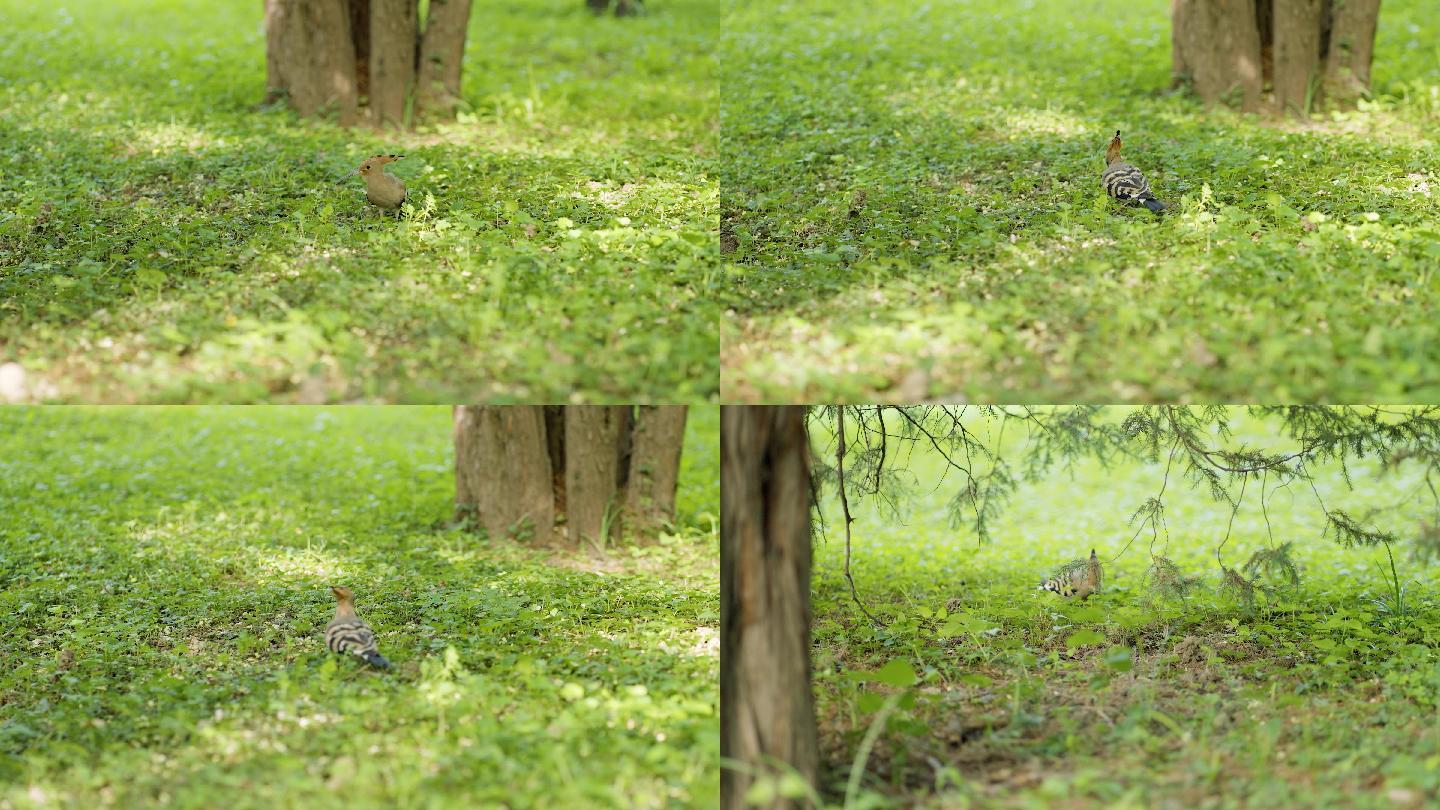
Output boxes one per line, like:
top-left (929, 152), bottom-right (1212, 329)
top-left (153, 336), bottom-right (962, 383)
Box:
top-left (361, 650), bottom-right (391, 669)
top-left (1143, 198), bottom-right (1167, 213)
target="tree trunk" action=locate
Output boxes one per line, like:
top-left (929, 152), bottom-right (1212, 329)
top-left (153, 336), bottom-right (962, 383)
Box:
top-left (1172, 0), bottom-right (1381, 116)
top-left (454, 406), bottom-right (555, 542)
top-left (626, 406), bottom-right (688, 530)
top-left (417, 0), bottom-right (473, 119)
top-left (1171, 0), bottom-right (1264, 113)
top-left (369, 0), bottom-right (417, 128)
top-left (720, 406), bottom-right (819, 810)
top-left (1272, 0), bottom-right (1323, 115)
top-left (348, 0), bottom-right (372, 102)
top-left (264, 0), bottom-right (473, 128)
top-left (544, 405), bottom-right (568, 515)
top-left (1323, 0), bottom-right (1381, 106)
top-left (565, 406), bottom-right (632, 548)
top-left (263, 0), bottom-right (360, 125)
top-left (453, 407), bottom-right (682, 550)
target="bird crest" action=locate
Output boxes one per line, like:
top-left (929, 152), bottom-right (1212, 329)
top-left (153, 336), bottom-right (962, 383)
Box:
top-left (1105, 131), bottom-right (1123, 165)
top-left (357, 154), bottom-right (405, 176)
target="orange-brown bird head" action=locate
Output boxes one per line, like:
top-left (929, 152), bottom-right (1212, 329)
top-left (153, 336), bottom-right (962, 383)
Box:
top-left (331, 586), bottom-right (354, 602)
top-left (1105, 131), bottom-right (1123, 165)
top-left (356, 154), bottom-right (404, 177)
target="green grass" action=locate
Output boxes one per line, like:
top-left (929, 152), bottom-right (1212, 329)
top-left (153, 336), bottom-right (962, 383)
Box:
top-left (720, 0), bottom-right (1440, 402)
top-left (0, 0), bottom-right (719, 403)
top-left (0, 406), bottom-right (719, 808)
top-left (805, 416), bottom-right (1440, 807)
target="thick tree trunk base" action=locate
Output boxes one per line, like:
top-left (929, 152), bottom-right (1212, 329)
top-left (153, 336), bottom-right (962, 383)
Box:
top-left (418, 0), bottom-right (473, 118)
top-left (454, 406), bottom-right (556, 543)
top-left (264, 0), bottom-right (360, 125)
top-left (1323, 0), bottom-right (1380, 107)
top-left (1273, 0), bottom-right (1323, 115)
top-left (1172, 0), bottom-right (1263, 113)
top-left (264, 0), bottom-right (472, 129)
top-left (369, 0), bottom-right (416, 128)
top-left (453, 406), bottom-right (685, 551)
top-left (625, 406), bottom-right (688, 534)
top-left (565, 406), bottom-right (632, 548)
top-left (1172, 0), bottom-right (1380, 117)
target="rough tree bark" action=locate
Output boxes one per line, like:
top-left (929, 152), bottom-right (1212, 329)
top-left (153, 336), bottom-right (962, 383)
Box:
top-left (625, 406), bottom-right (688, 529)
top-left (565, 406), bottom-right (632, 548)
top-left (348, 0), bottom-right (371, 102)
top-left (1272, 0), bottom-right (1324, 114)
top-left (543, 405), bottom-right (568, 515)
top-left (1323, 0), bottom-right (1381, 106)
top-left (1171, 0), bottom-right (1264, 113)
top-left (1172, 0), bottom-right (1382, 116)
top-left (263, 0), bottom-right (360, 125)
top-left (417, 0), bottom-right (474, 119)
top-left (454, 406), bottom-right (555, 542)
top-left (369, 0), bottom-right (417, 128)
top-left (454, 406), bottom-right (686, 549)
top-left (720, 406), bottom-right (819, 810)
top-left (263, 0), bottom-right (473, 128)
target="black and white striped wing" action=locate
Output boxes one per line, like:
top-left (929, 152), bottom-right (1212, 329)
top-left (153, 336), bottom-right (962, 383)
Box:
top-left (1040, 574), bottom-right (1076, 597)
top-left (326, 619), bottom-right (378, 657)
top-left (1102, 162), bottom-right (1154, 203)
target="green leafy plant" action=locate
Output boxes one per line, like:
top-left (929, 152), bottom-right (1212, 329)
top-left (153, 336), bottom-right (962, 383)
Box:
top-left (1371, 541), bottom-right (1411, 625)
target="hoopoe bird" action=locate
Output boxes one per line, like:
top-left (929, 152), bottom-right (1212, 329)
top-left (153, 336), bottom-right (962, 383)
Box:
top-left (1039, 549), bottom-right (1104, 600)
top-left (355, 154), bottom-right (407, 212)
top-left (325, 587), bottom-right (391, 669)
top-left (1102, 131), bottom-right (1167, 214)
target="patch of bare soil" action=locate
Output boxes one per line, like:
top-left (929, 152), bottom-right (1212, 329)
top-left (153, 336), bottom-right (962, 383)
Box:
top-left (543, 545), bottom-right (714, 590)
top-left (545, 550), bottom-right (641, 576)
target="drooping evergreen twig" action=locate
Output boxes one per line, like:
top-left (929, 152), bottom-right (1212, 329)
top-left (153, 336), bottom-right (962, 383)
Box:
top-left (1216, 471), bottom-right (1248, 568)
top-left (835, 407), bottom-right (880, 626)
top-left (804, 406), bottom-right (1440, 594)
top-left (1145, 556), bottom-right (1201, 599)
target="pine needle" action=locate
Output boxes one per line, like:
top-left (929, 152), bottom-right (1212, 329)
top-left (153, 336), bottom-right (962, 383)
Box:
top-left (1052, 557), bottom-right (1089, 579)
top-left (1220, 566), bottom-right (1263, 612)
top-left (1145, 556), bottom-right (1200, 598)
top-left (1242, 542), bottom-right (1301, 586)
